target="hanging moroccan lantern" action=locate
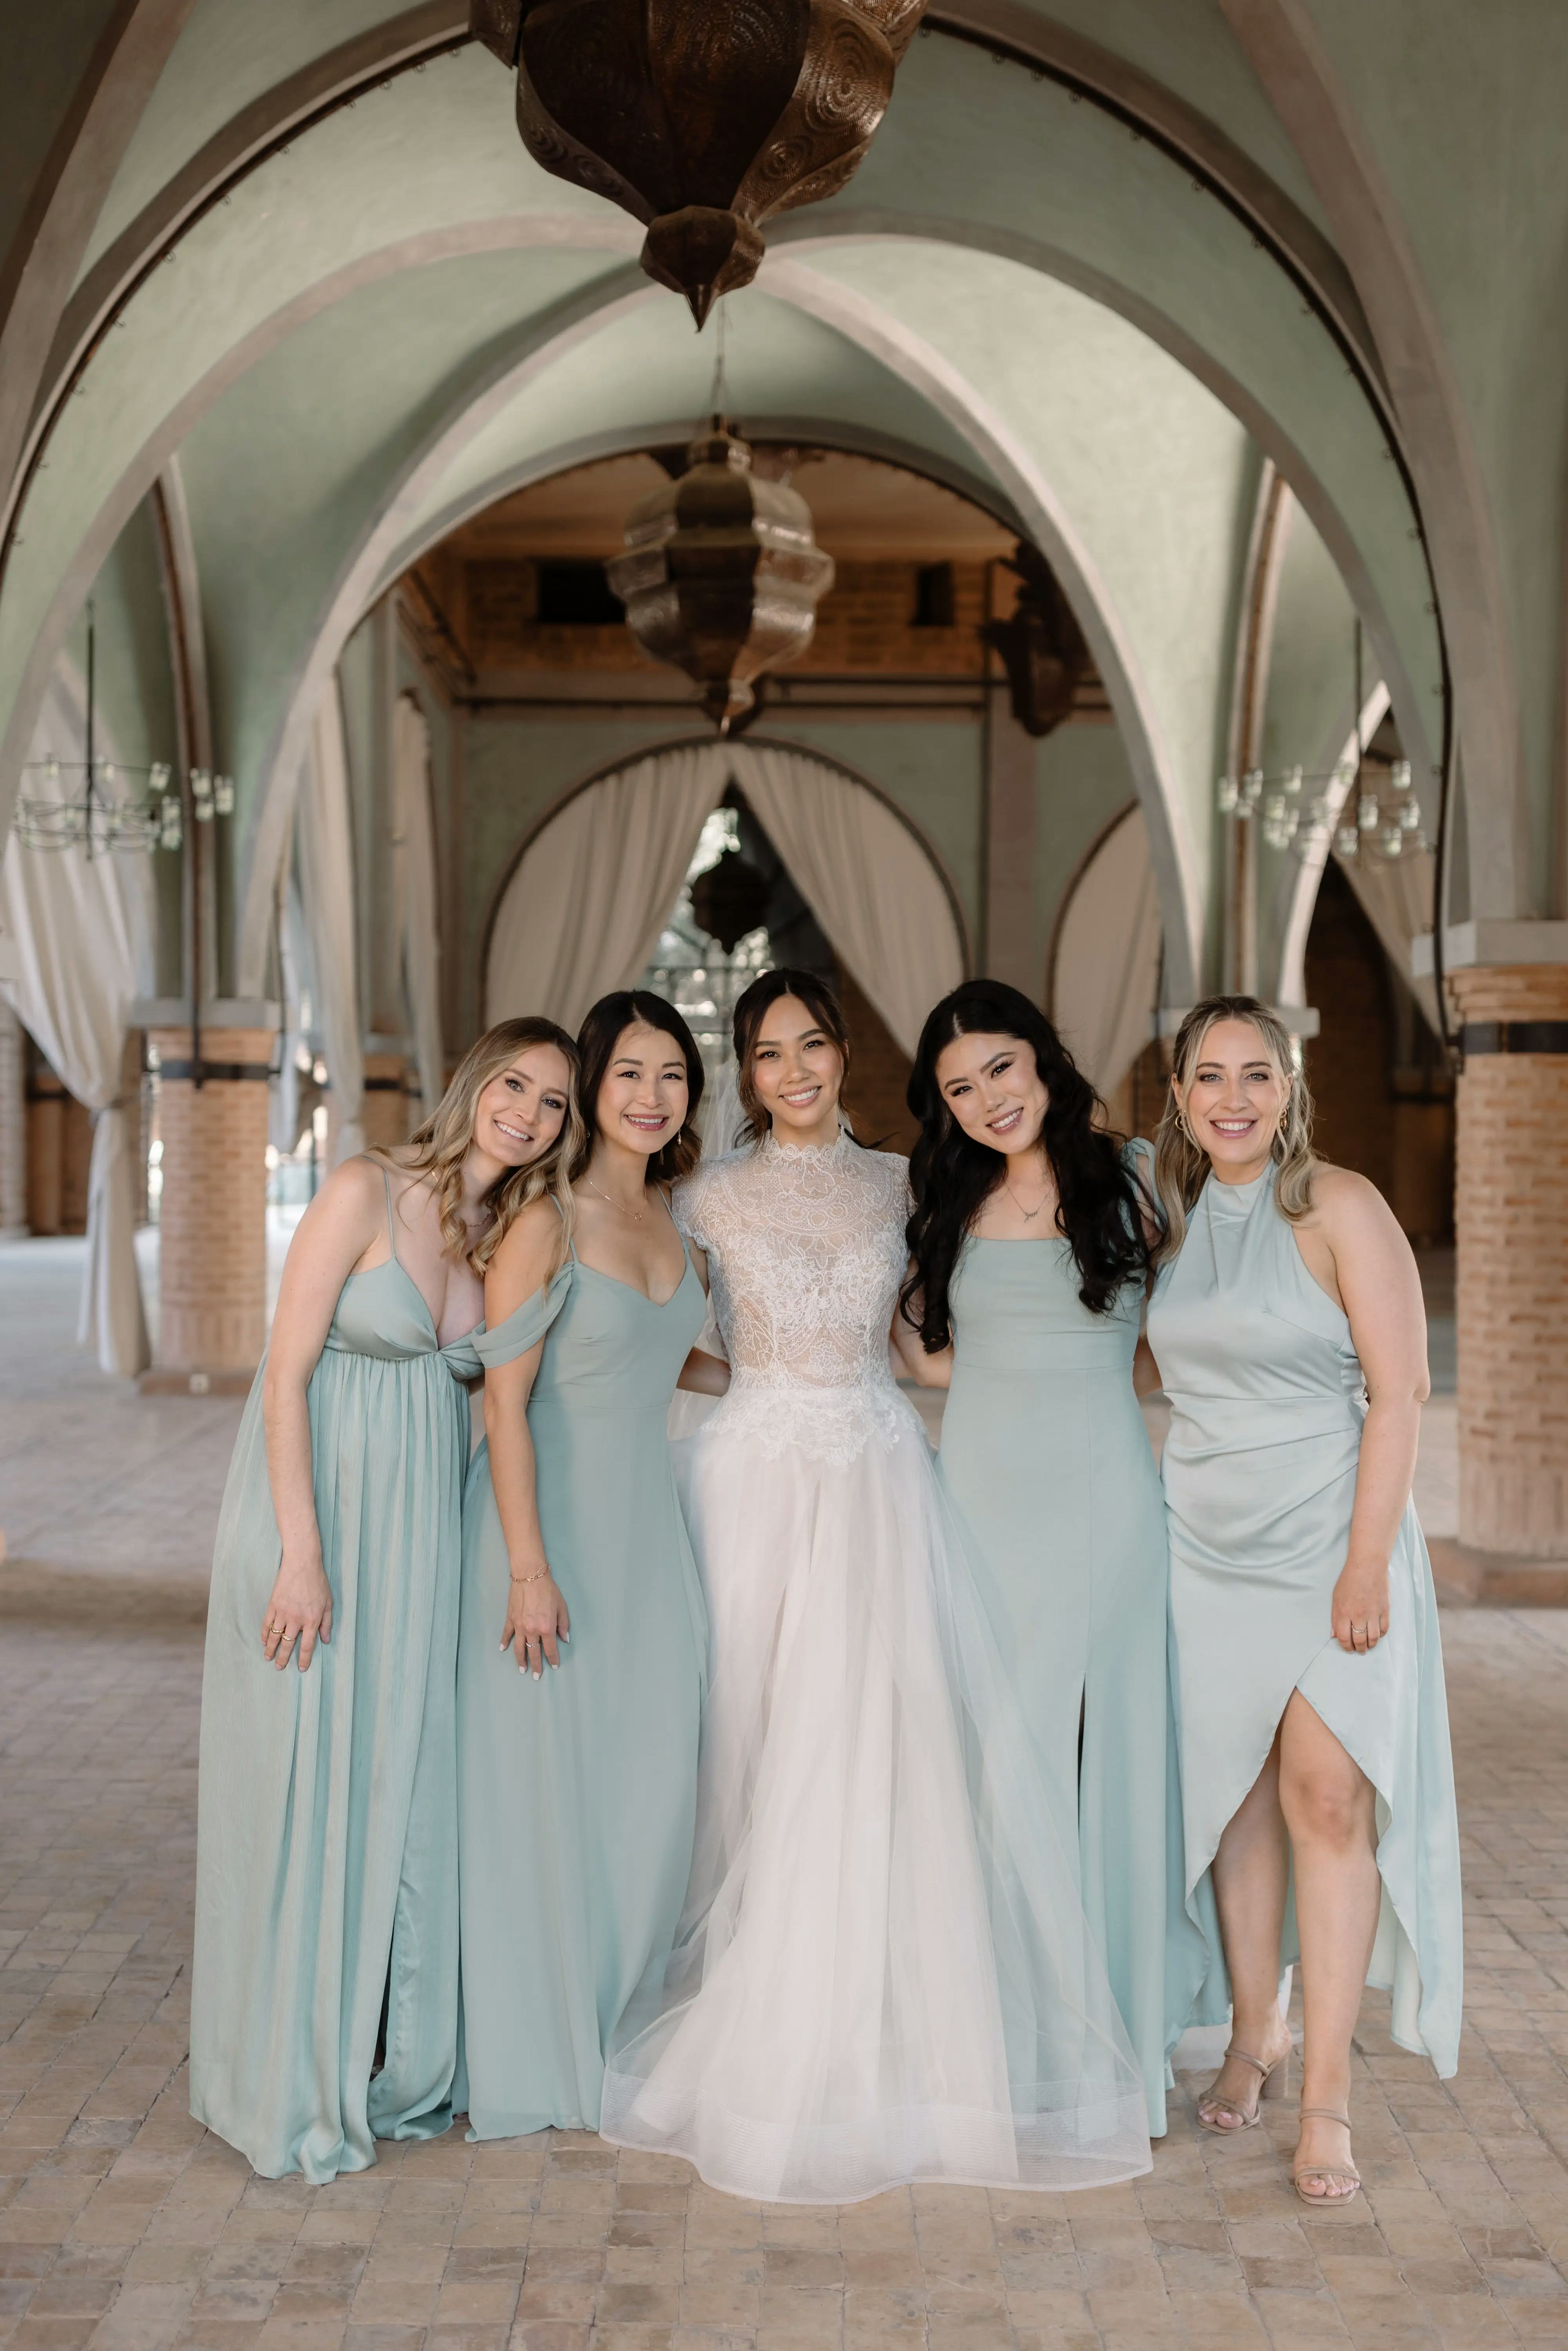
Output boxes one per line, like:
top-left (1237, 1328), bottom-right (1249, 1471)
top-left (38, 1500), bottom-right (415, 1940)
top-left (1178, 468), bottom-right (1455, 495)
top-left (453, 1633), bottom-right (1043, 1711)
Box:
top-left (470, 0), bottom-right (929, 327)
top-left (606, 419), bottom-right (835, 732)
top-left (691, 846), bottom-right (771, 950)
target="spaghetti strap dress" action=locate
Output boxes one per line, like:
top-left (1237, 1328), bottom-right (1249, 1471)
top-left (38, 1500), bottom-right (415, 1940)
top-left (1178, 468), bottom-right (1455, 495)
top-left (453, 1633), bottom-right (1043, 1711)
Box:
top-left (935, 1143), bottom-right (1205, 2134)
top-left (456, 1209), bottom-right (707, 2139)
top-left (1146, 1166), bottom-right (1463, 2075)
top-left (190, 1168), bottom-right (480, 2181)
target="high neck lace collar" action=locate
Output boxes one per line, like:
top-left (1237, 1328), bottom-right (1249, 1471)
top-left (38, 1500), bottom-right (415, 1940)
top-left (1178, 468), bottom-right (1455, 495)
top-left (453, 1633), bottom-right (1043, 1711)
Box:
top-left (760, 1127), bottom-right (853, 1161)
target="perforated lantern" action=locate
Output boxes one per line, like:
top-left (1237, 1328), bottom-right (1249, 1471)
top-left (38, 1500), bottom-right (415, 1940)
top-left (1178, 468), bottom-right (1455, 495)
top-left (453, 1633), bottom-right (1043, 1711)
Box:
top-left (470, 0), bottom-right (929, 326)
top-left (606, 419), bottom-right (835, 732)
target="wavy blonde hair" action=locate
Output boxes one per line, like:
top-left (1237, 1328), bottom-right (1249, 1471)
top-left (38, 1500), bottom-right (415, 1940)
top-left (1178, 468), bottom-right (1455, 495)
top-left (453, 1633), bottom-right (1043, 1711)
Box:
top-left (1152, 994), bottom-right (1316, 1265)
top-left (399, 1017), bottom-right (584, 1275)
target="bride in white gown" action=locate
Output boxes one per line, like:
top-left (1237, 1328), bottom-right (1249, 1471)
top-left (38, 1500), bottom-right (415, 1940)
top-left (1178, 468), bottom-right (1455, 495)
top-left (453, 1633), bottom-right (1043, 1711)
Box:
top-left (598, 972), bottom-right (1151, 2204)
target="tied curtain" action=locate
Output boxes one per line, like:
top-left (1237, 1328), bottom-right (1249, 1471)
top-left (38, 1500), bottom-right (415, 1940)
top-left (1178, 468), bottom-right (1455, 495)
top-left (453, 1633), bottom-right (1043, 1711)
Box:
top-left (0, 664), bottom-right (152, 1376)
top-left (296, 679), bottom-right (364, 1165)
top-left (486, 746), bottom-right (729, 1030)
top-left (1050, 804), bottom-right (1161, 1099)
top-left (484, 741), bottom-right (966, 1059)
top-left (392, 693), bottom-right (445, 1118)
top-left (726, 744), bottom-right (963, 1058)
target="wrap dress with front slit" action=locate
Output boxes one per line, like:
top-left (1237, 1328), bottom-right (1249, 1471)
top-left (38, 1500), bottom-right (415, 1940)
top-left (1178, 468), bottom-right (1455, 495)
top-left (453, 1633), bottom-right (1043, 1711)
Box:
top-left (1146, 1165), bottom-right (1462, 2075)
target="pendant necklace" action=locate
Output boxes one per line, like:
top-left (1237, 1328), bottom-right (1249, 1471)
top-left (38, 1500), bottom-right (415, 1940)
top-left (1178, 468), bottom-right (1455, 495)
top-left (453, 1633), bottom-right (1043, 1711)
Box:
top-left (584, 1179), bottom-right (647, 1223)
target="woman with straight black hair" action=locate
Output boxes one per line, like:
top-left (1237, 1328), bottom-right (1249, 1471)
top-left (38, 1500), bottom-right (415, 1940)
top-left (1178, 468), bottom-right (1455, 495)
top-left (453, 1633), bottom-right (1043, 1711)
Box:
top-left (457, 990), bottom-right (709, 2139)
top-left (898, 979), bottom-right (1205, 2135)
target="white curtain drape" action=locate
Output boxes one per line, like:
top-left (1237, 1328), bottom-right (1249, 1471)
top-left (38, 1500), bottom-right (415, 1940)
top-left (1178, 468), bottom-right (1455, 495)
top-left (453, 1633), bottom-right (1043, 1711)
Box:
top-left (486, 746), bottom-right (728, 1030)
top-left (0, 664), bottom-right (153, 1375)
top-left (392, 694), bottom-right (445, 1116)
top-left (1050, 805), bottom-right (1161, 1097)
top-left (728, 743), bottom-right (964, 1057)
top-left (296, 680), bottom-right (363, 1164)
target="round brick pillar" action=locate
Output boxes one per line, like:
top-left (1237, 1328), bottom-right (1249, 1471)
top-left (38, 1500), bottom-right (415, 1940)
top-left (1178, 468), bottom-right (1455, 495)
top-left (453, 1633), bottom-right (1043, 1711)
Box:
top-left (361, 1052), bottom-right (415, 1151)
top-left (148, 1025), bottom-right (273, 1391)
top-left (1452, 965), bottom-right (1568, 1555)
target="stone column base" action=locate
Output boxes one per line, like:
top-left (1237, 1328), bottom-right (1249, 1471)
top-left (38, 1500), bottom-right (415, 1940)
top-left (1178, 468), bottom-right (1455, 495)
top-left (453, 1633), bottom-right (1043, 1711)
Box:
top-left (148, 1025), bottom-right (274, 1382)
top-left (1452, 964), bottom-right (1568, 1556)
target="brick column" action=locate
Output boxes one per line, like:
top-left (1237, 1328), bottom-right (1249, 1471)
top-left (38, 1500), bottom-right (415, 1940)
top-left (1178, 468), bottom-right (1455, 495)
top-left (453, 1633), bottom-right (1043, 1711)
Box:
top-left (145, 1025), bottom-right (273, 1393)
top-left (1451, 965), bottom-right (1568, 1555)
top-left (0, 1003), bottom-right (26, 1232)
top-left (361, 1051), bottom-right (414, 1152)
top-left (26, 1063), bottom-right (65, 1235)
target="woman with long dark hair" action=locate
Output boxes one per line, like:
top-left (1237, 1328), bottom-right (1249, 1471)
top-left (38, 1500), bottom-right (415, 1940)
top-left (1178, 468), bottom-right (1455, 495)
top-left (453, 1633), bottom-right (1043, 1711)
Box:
top-left (600, 969), bottom-right (1150, 2204)
top-left (898, 978), bottom-right (1204, 2136)
top-left (1147, 996), bottom-right (1460, 2204)
top-left (191, 1018), bottom-right (579, 2181)
top-left (456, 991), bottom-right (710, 2139)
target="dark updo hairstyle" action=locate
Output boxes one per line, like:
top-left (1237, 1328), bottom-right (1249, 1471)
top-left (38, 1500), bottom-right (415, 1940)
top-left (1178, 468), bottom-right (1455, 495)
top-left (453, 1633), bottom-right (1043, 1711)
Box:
top-left (901, 979), bottom-right (1151, 1348)
top-left (732, 967), bottom-right (853, 1145)
top-left (574, 990), bottom-right (704, 1186)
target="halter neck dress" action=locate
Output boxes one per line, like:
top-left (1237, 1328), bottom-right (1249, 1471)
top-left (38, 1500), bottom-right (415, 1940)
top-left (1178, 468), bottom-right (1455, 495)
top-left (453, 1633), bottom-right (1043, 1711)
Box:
top-left (191, 1167), bottom-right (481, 2181)
top-left (456, 1207), bottom-right (707, 2139)
top-left (935, 1148), bottom-right (1206, 2135)
top-left (1147, 1166), bottom-right (1462, 2075)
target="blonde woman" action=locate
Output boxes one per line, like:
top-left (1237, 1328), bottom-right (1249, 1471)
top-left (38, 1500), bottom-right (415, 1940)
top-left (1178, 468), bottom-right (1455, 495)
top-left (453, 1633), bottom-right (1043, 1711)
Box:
top-left (1145, 995), bottom-right (1461, 2206)
top-left (191, 1018), bottom-right (580, 2183)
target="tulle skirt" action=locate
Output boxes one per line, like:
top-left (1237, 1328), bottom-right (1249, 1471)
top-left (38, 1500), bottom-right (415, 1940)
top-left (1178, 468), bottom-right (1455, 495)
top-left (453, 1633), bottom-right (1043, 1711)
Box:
top-left (599, 1389), bottom-right (1152, 2204)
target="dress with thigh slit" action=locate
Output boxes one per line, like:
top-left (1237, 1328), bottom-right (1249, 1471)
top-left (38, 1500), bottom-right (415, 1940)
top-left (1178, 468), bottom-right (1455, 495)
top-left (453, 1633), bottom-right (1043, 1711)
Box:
top-left (190, 1169), bottom-right (479, 2182)
top-left (1146, 1165), bottom-right (1462, 2075)
top-left (456, 1219), bottom-right (707, 2139)
top-left (935, 1166), bottom-right (1206, 2134)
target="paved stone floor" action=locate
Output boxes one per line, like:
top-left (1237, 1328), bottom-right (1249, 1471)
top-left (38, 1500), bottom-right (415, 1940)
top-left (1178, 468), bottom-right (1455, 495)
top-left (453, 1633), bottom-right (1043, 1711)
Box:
top-left (2, 1238), bottom-right (1566, 2351)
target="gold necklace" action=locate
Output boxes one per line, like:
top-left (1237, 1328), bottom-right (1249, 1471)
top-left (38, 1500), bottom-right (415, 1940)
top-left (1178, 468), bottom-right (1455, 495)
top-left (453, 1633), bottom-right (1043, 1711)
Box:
top-left (584, 1178), bottom-right (647, 1223)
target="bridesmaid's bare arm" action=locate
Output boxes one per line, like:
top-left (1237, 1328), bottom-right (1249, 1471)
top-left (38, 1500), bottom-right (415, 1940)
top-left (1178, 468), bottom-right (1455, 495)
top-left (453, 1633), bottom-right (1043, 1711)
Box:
top-left (674, 1241), bottom-right (731, 1394)
top-left (483, 1199), bottom-right (568, 1675)
top-left (888, 1282), bottom-right (953, 1389)
top-left (1300, 1167), bottom-right (1430, 1653)
top-left (260, 1157), bottom-right (385, 1670)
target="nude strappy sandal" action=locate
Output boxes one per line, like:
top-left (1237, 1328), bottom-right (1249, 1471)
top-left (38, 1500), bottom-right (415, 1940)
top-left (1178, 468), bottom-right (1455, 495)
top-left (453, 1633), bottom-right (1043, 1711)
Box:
top-left (1292, 2107), bottom-right (1362, 2204)
top-left (1195, 2043), bottom-right (1292, 2132)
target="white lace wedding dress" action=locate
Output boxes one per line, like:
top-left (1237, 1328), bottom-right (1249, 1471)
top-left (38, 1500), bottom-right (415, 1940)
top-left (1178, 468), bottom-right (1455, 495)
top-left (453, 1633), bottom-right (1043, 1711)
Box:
top-left (598, 1133), bottom-right (1151, 2204)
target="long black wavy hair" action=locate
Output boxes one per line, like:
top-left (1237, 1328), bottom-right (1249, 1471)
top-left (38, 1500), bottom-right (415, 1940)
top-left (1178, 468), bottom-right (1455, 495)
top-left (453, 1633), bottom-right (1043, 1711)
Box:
top-left (901, 979), bottom-right (1150, 1348)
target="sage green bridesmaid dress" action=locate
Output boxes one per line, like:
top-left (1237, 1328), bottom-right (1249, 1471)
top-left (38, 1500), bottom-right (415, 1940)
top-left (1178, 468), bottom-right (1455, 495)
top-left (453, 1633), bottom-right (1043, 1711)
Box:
top-left (457, 1220), bottom-right (707, 2139)
top-left (191, 1170), bottom-right (480, 2182)
top-left (1147, 1167), bottom-right (1463, 2075)
top-left (935, 1178), bottom-right (1206, 2137)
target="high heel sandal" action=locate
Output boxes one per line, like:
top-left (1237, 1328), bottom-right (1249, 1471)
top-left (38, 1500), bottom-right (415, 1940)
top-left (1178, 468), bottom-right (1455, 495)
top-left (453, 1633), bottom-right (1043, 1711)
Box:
top-left (1292, 2108), bottom-right (1362, 2204)
top-left (1195, 2043), bottom-right (1292, 2132)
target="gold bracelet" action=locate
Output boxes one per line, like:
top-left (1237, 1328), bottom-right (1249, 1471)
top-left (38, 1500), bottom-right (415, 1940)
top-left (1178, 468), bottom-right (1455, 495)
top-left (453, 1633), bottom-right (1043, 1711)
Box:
top-left (509, 1568), bottom-right (550, 1586)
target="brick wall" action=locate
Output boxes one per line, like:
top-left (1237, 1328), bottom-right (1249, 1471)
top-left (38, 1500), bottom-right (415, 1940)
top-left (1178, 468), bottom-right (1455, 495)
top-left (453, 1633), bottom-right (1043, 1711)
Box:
top-left (0, 1005), bottom-right (28, 1232)
top-left (1450, 965), bottom-right (1568, 1554)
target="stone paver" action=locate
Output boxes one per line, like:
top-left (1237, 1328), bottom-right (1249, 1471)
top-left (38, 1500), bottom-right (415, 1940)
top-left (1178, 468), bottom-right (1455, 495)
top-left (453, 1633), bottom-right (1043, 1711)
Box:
top-left (2, 1239), bottom-right (1565, 2351)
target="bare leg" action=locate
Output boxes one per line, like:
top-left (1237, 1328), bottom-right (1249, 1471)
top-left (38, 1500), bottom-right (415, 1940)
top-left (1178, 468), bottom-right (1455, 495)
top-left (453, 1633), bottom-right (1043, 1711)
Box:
top-left (1278, 1691), bottom-right (1379, 2196)
top-left (1198, 1725), bottom-right (1292, 2127)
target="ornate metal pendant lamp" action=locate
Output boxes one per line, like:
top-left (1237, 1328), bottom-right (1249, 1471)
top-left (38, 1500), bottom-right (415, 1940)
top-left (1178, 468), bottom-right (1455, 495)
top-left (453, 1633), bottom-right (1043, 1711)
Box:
top-left (470, 0), bottom-right (928, 326)
top-left (606, 416), bottom-right (835, 731)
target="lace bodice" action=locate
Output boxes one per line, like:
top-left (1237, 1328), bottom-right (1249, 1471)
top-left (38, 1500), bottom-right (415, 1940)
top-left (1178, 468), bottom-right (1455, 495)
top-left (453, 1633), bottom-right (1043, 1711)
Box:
top-left (674, 1134), bottom-right (920, 1464)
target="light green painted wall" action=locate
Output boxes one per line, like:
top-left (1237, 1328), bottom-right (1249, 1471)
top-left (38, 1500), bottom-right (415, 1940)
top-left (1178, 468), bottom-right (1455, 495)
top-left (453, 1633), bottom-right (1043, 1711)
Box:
top-left (1304, 0), bottom-right (1568, 895)
top-left (176, 245), bottom-right (626, 844)
top-left (1033, 724), bottom-right (1140, 1002)
top-left (61, 499), bottom-right (183, 994)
